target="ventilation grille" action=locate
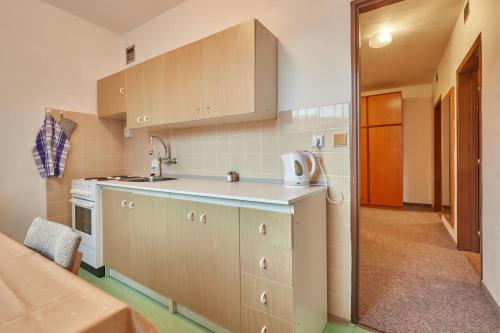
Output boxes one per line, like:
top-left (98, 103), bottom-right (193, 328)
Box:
top-left (126, 45), bottom-right (135, 64)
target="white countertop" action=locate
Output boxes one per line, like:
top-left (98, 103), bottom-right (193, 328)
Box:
top-left (98, 178), bottom-right (326, 205)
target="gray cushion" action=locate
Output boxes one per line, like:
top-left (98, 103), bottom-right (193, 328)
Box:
top-left (24, 217), bottom-right (81, 270)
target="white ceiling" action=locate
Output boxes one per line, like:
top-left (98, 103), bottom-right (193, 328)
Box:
top-left (360, 0), bottom-right (465, 91)
top-left (40, 0), bottom-right (187, 34)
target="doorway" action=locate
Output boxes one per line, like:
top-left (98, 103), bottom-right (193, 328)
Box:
top-left (456, 36), bottom-right (482, 254)
top-left (351, 0), bottom-right (493, 331)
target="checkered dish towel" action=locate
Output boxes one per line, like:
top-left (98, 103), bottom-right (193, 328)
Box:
top-left (32, 115), bottom-right (70, 178)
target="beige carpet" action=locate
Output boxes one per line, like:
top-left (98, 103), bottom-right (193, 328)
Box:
top-left (359, 207), bottom-right (500, 333)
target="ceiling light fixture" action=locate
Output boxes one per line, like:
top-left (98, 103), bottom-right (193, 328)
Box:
top-left (369, 31), bottom-right (393, 48)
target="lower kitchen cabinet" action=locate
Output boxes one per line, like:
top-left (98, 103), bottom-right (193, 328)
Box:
top-left (102, 189), bottom-right (132, 277)
top-left (166, 199), bottom-right (240, 332)
top-left (102, 189), bottom-right (169, 295)
top-left (102, 187), bottom-right (327, 333)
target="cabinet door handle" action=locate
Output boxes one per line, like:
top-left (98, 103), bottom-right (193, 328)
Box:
top-left (144, 115), bottom-right (150, 122)
top-left (119, 88), bottom-right (125, 94)
top-left (199, 213), bottom-right (207, 224)
top-left (120, 200), bottom-right (128, 207)
top-left (128, 201), bottom-right (136, 209)
top-left (258, 223), bottom-right (267, 235)
top-left (137, 116), bottom-right (143, 123)
top-left (261, 327), bottom-right (268, 333)
top-left (259, 257), bottom-right (267, 270)
top-left (259, 291), bottom-right (267, 305)
top-left (187, 211), bottom-right (195, 222)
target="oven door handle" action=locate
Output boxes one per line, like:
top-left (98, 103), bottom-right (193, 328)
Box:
top-left (70, 199), bottom-right (95, 209)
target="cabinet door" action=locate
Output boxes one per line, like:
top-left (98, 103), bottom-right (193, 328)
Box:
top-left (143, 55), bottom-right (166, 126)
top-left (127, 193), bottom-right (169, 294)
top-left (166, 199), bottom-right (240, 332)
top-left (126, 63), bottom-right (144, 129)
top-left (102, 189), bottom-right (131, 276)
top-left (368, 125), bottom-right (403, 207)
top-left (367, 92), bottom-right (402, 126)
top-left (360, 127), bottom-right (369, 204)
top-left (202, 20), bottom-right (254, 119)
top-left (165, 199), bottom-right (197, 302)
top-left (165, 43), bottom-right (203, 123)
top-left (194, 202), bottom-right (240, 332)
top-left (97, 71), bottom-right (126, 119)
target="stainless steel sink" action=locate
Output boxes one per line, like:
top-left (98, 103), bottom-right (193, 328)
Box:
top-left (119, 176), bottom-right (177, 183)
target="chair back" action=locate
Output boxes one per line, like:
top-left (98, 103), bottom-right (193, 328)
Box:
top-left (24, 217), bottom-right (81, 271)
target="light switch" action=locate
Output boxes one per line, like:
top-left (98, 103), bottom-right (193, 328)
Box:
top-left (333, 132), bottom-right (347, 146)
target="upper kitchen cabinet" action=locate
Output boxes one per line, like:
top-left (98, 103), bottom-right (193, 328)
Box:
top-left (97, 70), bottom-right (126, 119)
top-left (201, 20), bottom-right (255, 119)
top-left (164, 41), bottom-right (204, 123)
top-left (201, 19), bottom-right (277, 122)
top-left (127, 55), bottom-right (167, 129)
top-left (165, 19), bottom-right (277, 125)
top-left (98, 19), bottom-right (277, 128)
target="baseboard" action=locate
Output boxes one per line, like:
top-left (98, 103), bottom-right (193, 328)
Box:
top-left (328, 313), bottom-right (350, 324)
top-left (403, 202), bottom-right (433, 212)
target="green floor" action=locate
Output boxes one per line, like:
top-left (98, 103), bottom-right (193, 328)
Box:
top-left (79, 269), bottom-right (368, 333)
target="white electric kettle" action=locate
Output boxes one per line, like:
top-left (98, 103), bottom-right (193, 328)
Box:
top-left (281, 150), bottom-right (317, 186)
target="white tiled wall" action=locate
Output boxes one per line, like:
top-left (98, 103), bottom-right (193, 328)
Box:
top-left (123, 103), bottom-right (352, 319)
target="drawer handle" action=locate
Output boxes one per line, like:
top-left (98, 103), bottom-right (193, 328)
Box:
top-left (187, 211), bottom-right (195, 222)
top-left (261, 327), bottom-right (268, 333)
top-left (144, 115), bottom-right (150, 122)
top-left (119, 88), bottom-right (125, 94)
top-left (128, 201), bottom-right (136, 209)
top-left (199, 213), bottom-right (207, 224)
top-left (137, 116), bottom-right (143, 123)
top-left (258, 223), bottom-right (267, 235)
top-left (120, 200), bottom-right (128, 207)
top-left (259, 257), bottom-right (267, 270)
top-left (259, 291), bottom-right (267, 305)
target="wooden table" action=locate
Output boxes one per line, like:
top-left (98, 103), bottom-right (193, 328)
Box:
top-left (0, 233), bottom-right (157, 333)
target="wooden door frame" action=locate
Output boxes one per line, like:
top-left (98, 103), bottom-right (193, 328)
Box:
top-left (443, 88), bottom-right (456, 227)
top-left (456, 35), bottom-right (482, 259)
top-left (433, 98), bottom-right (442, 212)
top-left (350, 0), bottom-right (405, 324)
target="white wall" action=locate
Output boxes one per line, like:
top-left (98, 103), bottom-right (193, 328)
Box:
top-left (122, 0), bottom-right (352, 111)
top-left (432, 0), bottom-right (500, 304)
top-left (362, 84), bottom-right (434, 205)
top-left (0, 0), bottom-right (122, 241)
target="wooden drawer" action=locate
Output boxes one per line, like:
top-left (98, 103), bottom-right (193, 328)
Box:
top-left (241, 305), bottom-right (293, 333)
top-left (241, 239), bottom-right (293, 286)
top-left (241, 272), bottom-right (293, 322)
top-left (240, 208), bottom-right (292, 249)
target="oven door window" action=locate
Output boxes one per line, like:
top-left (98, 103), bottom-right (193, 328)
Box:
top-left (75, 205), bottom-right (92, 235)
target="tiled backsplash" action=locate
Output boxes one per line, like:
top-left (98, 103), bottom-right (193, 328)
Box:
top-left (45, 110), bottom-right (125, 226)
top-left (123, 103), bottom-right (353, 319)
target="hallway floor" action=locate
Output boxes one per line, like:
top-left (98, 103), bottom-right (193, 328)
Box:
top-left (359, 207), bottom-right (500, 332)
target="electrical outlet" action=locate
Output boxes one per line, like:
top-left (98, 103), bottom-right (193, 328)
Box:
top-left (312, 134), bottom-right (324, 148)
top-left (124, 127), bottom-right (132, 138)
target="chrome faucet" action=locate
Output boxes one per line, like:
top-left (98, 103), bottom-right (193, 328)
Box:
top-left (149, 136), bottom-right (177, 174)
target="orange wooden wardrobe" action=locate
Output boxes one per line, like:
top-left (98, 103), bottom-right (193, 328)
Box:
top-left (360, 92), bottom-right (403, 208)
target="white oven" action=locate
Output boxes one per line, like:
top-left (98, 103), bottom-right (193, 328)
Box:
top-left (71, 197), bottom-right (97, 249)
top-left (70, 179), bottom-right (102, 273)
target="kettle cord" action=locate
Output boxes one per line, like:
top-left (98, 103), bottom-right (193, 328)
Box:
top-left (310, 146), bottom-right (344, 204)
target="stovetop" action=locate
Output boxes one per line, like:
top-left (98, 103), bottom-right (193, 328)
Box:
top-left (83, 176), bottom-right (137, 181)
